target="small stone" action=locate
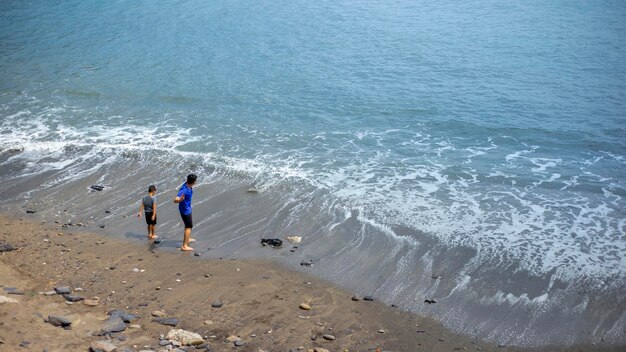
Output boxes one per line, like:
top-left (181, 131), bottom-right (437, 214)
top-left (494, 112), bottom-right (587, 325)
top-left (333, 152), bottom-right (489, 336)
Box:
top-left (204, 274), bottom-right (211, 278)
top-left (234, 340), bottom-right (245, 347)
top-left (498, 344), bottom-right (506, 348)
top-left (43, 290), bottom-right (56, 296)
top-left (84, 298), bottom-right (100, 306)
top-left (152, 317), bottom-right (180, 327)
top-left (226, 335), bottom-right (240, 343)
top-left (378, 329), bottom-right (385, 333)
top-left (90, 340), bottom-right (117, 352)
top-left (351, 295), bottom-right (360, 301)
top-left (133, 268), bottom-right (140, 273)
top-left (0, 243), bottom-right (15, 252)
top-left (166, 329), bottom-right (204, 346)
top-left (194, 253), bottom-right (200, 257)
top-left (99, 316), bottom-right (127, 334)
top-left (203, 320), bottom-right (213, 325)
top-left (439, 338), bottom-right (445, 342)
top-left (211, 300), bottom-right (223, 308)
top-left (26, 210), bottom-right (36, 214)
top-left (424, 299), bottom-right (437, 304)
top-left (153, 239), bottom-right (162, 244)
top-left (62, 294), bottom-right (84, 302)
top-left (314, 349), bottom-right (330, 352)
top-left (299, 303), bottom-right (311, 310)
top-left (322, 334), bottom-right (335, 341)
top-left (363, 296), bottom-right (374, 301)
top-left (159, 340), bottom-right (171, 346)
top-left (129, 324), bottom-right (141, 329)
top-left (100, 224), bottom-right (106, 228)
top-left (0, 295), bottom-right (19, 303)
top-left (300, 259), bottom-right (314, 267)
top-left (54, 286), bottom-right (71, 295)
top-left (47, 315), bottom-right (72, 327)
top-left (152, 310), bottom-right (166, 317)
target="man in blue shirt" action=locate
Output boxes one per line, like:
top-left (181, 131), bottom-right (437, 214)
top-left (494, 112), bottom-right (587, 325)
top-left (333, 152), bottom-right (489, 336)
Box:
top-left (174, 173), bottom-right (197, 251)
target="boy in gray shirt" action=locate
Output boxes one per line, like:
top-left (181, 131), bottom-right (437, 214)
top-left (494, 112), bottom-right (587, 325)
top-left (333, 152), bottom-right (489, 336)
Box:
top-left (138, 185), bottom-right (158, 239)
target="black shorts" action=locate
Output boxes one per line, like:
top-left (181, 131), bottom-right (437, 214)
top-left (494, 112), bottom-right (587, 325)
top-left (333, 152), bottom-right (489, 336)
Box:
top-left (181, 213), bottom-right (193, 228)
top-left (145, 212), bottom-right (157, 225)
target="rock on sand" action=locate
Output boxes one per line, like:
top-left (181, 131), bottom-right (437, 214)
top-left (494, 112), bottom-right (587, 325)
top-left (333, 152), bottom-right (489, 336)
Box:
top-left (47, 315), bottom-right (72, 328)
top-left (166, 329), bottom-right (204, 346)
top-left (90, 340), bottom-right (117, 352)
top-left (0, 295), bottom-right (19, 303)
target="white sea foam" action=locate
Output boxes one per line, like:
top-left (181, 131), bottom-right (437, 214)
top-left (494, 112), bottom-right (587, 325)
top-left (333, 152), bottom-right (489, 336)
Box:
top-left (1, 96), bottom-right (625, 286)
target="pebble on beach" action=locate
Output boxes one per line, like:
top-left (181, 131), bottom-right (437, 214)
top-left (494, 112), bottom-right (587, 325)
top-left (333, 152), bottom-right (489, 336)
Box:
top-left (53, 286), bottom-right (71, 295)
top-left (89, 340), bottom-right (117, 352)
top-left (211, 300), bottom-right (223, 308)
top-left (299, 303), bottom-right (311, 310)
top-left (47, 315), bottom-right (72, 328)
top-left (151, 310), bottom-right (166, 317)
top-left (152, 317), bottom-right (180, 327)
top-left (166, 328), bottom-right (205, 346)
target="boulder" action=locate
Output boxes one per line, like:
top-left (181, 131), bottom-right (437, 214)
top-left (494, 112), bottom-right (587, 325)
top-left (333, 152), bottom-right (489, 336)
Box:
top-left (166, 329), bottom-right (204, 346)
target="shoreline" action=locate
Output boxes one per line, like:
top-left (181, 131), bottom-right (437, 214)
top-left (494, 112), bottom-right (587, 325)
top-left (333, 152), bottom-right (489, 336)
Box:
top-left (0, 213), bottom-right (620, 352)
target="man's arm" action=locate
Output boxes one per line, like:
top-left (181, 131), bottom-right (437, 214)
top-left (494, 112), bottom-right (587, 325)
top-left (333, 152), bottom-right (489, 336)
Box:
top-left (174, 191), bottom-right (185, 203)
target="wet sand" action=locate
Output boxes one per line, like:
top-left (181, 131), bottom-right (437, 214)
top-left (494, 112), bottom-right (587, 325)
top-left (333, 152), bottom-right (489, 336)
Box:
top-left (0, 214), bottom-right (621, 352)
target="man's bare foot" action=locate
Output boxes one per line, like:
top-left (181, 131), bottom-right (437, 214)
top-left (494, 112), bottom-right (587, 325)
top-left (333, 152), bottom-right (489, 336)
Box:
top-left (181, 245), bottom-right (194, 251)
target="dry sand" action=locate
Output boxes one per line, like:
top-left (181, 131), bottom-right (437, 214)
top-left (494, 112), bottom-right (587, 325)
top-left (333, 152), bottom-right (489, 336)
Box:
top-left (0, 214), bottom-right (619, 352)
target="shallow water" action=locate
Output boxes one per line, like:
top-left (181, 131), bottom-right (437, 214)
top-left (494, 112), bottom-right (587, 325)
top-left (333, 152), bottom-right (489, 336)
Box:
top-left (1, 0), bottom-right (625, 346)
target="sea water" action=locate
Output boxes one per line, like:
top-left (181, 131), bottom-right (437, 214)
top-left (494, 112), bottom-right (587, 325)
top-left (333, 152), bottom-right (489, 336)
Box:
top-left (1, 0), bottom-right (625, 346)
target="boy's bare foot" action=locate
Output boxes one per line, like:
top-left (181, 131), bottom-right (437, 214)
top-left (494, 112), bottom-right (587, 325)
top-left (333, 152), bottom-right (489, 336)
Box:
top-left (148, 235), bottom-right (157, 239)
top-left (181, 245), bottom-right (194, 251)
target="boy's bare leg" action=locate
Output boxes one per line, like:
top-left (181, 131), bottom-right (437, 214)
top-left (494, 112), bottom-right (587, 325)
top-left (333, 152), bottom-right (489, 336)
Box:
top-left (181, 227), bottom-right (193, 251)
top-left (148, 225), bottom-right (156, 239)
top-left (146, 224), bottom-right (151, 239)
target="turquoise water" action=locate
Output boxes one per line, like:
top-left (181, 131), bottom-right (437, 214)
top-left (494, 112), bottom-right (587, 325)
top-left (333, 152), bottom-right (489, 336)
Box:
top-left (1, 0), bottom-right (625, 346)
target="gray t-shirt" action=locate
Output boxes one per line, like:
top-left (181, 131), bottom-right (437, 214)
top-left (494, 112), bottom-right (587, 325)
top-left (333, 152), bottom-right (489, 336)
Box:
top-left (142, 195), bottom-right (156, 213)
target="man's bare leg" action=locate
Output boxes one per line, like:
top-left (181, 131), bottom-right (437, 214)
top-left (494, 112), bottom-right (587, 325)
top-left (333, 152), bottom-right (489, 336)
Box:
top-left (181, 227), bottom-right (194, 251)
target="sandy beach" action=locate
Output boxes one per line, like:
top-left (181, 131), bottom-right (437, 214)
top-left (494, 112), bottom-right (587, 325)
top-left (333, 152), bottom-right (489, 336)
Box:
top-left (0, 213), bottom-right (620, 352)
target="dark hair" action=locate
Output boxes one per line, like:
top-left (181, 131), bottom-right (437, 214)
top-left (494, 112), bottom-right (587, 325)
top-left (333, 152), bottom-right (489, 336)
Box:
top-left (148, 185), bottom-right (157, 193)
top-left (187, 173), bottom-right (197, 184)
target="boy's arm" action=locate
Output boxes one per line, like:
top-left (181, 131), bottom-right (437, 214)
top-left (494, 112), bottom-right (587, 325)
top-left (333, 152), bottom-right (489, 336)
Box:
top-left (138, 202), bottom-right (144, 217)
top-left (174, 190), bottom-right (185, 203)
top-left (152, 202), bottom-right (157, 220)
